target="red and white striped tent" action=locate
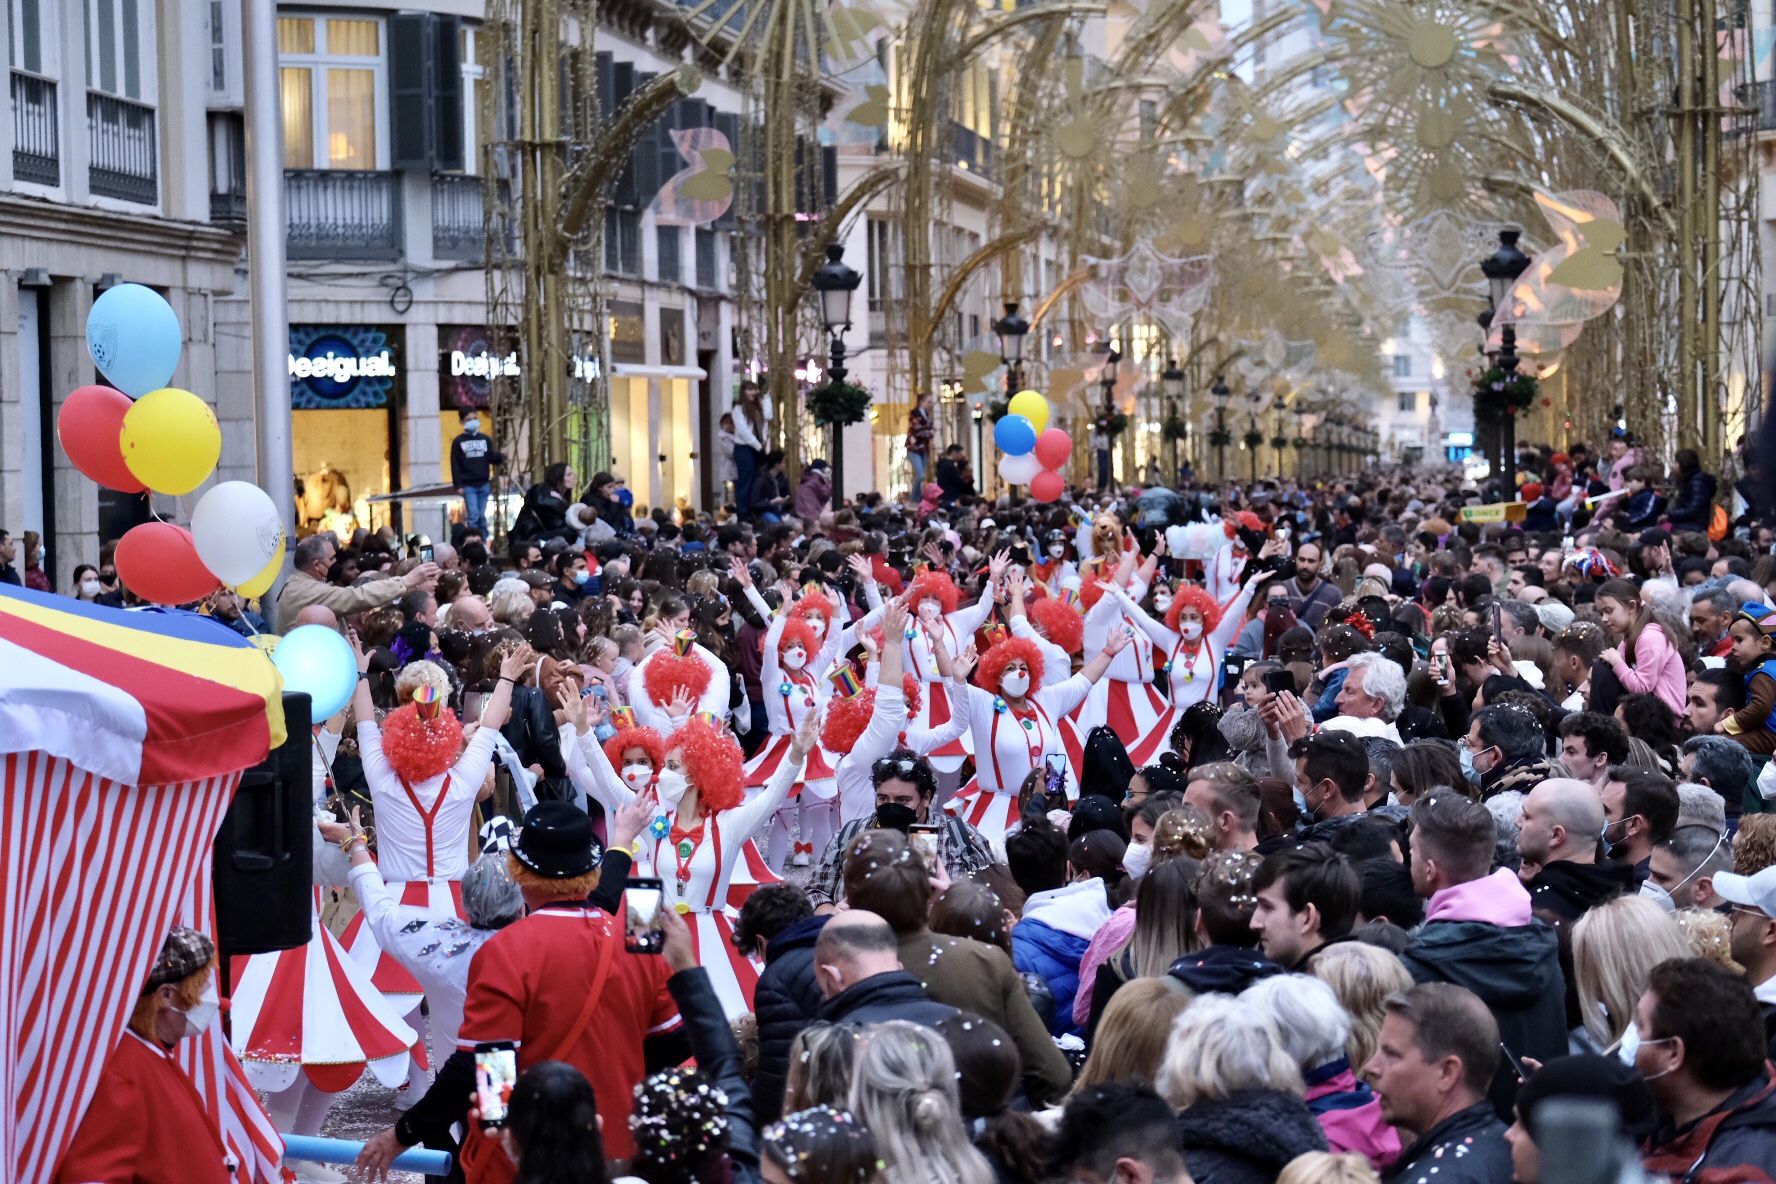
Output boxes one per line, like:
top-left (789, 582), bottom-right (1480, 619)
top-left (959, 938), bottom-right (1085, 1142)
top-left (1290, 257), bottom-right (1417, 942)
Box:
top-left (0, 585), bottom-right (287, 1183)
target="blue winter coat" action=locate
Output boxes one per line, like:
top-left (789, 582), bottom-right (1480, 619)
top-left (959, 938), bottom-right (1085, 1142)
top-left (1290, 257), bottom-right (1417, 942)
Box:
top-left (1013, 918), bottom-right (1092, 1037)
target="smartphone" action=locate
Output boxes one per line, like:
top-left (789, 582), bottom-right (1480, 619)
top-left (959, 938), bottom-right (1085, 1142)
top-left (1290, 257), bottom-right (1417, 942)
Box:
top-left (419, 544), bottom-right (435, 563)
top-left (1498, 1039), bottom-right (1531, 1084)
top-left (908, 823), bottom-right (940, 866)
top-left (623, 876), bottom-right (665, 954)
top-left (1490, 600), bottom-right (1503, 642)
top-left (474, 1042), bottom-right (518, 1128)
top-left (1044, 756), bottom-right (1067, 799)
top-left (1263, 669), bottom-right (1297, 697)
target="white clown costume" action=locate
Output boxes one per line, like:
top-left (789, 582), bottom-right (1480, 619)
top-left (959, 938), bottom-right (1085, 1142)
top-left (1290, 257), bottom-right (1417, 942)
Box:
top-left (1108, 579), bottom-right (1258, 760)
top-left (902, 571), bottom-right (997, 777)
top-left (1062, 581), bottom-right (1169, 768)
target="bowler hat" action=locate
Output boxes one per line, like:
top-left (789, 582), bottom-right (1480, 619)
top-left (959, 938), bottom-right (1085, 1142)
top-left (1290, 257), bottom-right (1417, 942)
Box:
top-left (512, 801), bottom-right (603, 878)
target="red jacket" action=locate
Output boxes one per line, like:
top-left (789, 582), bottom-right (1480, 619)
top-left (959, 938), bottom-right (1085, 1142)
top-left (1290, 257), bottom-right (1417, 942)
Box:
top-left (55, 1031), bottom-right (231, 1184)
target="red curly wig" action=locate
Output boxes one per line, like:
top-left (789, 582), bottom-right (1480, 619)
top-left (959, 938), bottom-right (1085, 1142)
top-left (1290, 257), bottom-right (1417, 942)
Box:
top-left (821, 675), bottom-right (923, 752)
top-left (643, 649), bottom-right (713, 707)
top-left (602, 724), bottom-right (666, 773)
top-left (976, 637), bottom-right (1045, 697)
top-left (1165, 584), bottom-right (1223, 635)
top-left (666, 716), bottom-right (745, 812)
top-left (379, 702), bottom-right (464, 783)
top-left (908, 571), bottom-right (960, 615)
top-left (1028, 597), bottom-right (1085, 655)
top-left (778, 618), bottom-right (819, 664)
top-left (794, 589), bottom-right (835, 626)
top-left (1079, 577), bottom-right (1111, 612)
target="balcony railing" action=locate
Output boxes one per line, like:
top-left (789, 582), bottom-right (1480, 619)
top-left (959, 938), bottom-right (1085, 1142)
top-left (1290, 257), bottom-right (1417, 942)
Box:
top-left (431, 172), bottom-right (484, 261)
top-left (12, 72), bottom-right (58, 186)
top-left (87, 91), bottom-right (157, 203)
top-left (951, 122), bottom-right (994, 181)
top-left (285, 169), bottom-right (403, 259)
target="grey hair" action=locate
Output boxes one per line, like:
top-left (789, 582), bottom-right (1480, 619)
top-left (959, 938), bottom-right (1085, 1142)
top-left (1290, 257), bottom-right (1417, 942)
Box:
top-left (1157, 993), bottom-right (1304, 1108)
top-left (293, 534), bottom-right (335, 571)
top-left (1663, 823), bottom-right (1733, 882)
top-left (849, 1021), bottom-right (993, 1184)
top-left (1346, 653), bottom-right (1406, 721)
top-left (1681, 735), bottom-right (1755, 801)
top-left (1485, 789), bottom-right (1526, 873)
top-left (1240, 974), bottom-right (1353, 1072)
top-left (462, 852), bottom-right (524, 930)
top-left (1474, 703), bottom-right (1544, 762)
top-left (1361, 737), bottom-right (1402, 791)
top-left (1690, 585), bottom-right (1737, 618)
top-left (1500, 600), bottom-right (1540, 636)
top-left (1726, 578), bottom-right (1768, 609)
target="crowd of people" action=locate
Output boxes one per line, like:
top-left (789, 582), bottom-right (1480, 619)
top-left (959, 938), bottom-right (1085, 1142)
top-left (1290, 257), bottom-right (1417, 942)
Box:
top-left (46, 427), bottom-right (1776, 1184)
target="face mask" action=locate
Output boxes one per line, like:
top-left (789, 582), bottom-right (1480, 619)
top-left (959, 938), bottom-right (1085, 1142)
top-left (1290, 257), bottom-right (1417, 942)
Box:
top-left (35, 546), bottom-right (45, 565)
top-left (782, 647), bottom-right (808, 671)
top-left (463, 419), bottom-right (481, 434)
top-left (1387, 791), bottom-right (1406, 809)
top-left (1154, 593), bottom-right (1174, 613)
top-left (79, 579), bottom-right (101, 597)
top-left (1602, 817), bottom-right (1629, 857)
top-left (1292, 785), bottom-right (1311, 817)
top-left (1179, 620), bottom-right (1203, 641)
top-left (1123, 841), bottom-right (1153, 881)
top-left (1638, 881), bottom-right (1676, 913)
top-left (804, 616), bottom-right (826, 639)
top-left (182, 979), bottom-right (220, 1038)
top-left (1458, 743), bottom-right (1480, 785)
top-left (1048, 544), bottom-right (1066, 558)
top-left (574, 570), bottom-right (591, 586)
top-left (655, 768), bottom-right (689, 809)
top-left (874, 802), bottom-right (918, 832)
top-left (1000, 670), bottom-right (1031, 698)
top-left (918, 600), bottom-right (941, 621)
top-left (621, 763), bottom-right (653, 789)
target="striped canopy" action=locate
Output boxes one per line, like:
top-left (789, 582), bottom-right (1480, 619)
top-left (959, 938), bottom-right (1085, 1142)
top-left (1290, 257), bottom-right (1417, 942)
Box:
top-left (0, 584), bottom-right (286, 786)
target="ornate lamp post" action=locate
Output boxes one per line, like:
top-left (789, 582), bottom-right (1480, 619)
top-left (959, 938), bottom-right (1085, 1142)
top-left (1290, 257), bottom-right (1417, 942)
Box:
top-left (1211, 375), bottom-right (1231, 481)
top-left (994, 302), bottom-right (1030, 393)
top-left (1097, 340), bottom-right (1121, 489)
top-left (1162, 357), bottom-right (1185, 481)
top-left (810, 243), bottom-right (862, 502)
top-left (1480, 229), bottom-right (1532, 485)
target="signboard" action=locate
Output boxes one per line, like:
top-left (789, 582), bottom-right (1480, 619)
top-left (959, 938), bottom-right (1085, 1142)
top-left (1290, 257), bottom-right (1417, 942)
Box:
top-left (440, 324), bottom-right (602, 411)
top-left (289, 325), bottom-right (399, 410)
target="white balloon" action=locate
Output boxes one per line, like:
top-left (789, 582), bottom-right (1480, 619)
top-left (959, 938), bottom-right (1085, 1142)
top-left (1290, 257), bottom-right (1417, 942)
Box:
top-left (191, 480), bottom-right (284, 585)
top-left (998, 452), bottom-right (1043, 486)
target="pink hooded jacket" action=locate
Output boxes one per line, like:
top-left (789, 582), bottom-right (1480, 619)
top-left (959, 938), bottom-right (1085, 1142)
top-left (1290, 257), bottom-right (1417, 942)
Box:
top-left (1304, 1063), bottom-right (1402, 1171)
top-left (1424, 867), bottom-right (1533, 926)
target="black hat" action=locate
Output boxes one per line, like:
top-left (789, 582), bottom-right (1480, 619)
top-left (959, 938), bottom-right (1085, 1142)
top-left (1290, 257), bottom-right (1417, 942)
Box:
top-left (1514, 1054), bottom-right (1657, 1143)
top-left (1636, 527), bottom-right (1671, 551)
top-left (513, 801), bottom-right (603, 878)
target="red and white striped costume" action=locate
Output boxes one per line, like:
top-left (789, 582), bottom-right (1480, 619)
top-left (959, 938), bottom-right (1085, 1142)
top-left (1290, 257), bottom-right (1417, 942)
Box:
top-left (903, 597), bottom-right (994, 774)
top-left (1110, 581), bottom-right (1258, 761)
top-left (833, 679), bottom-right (971, 825)
top-left (1063, 588), bottom-right (1168, 767)
top-left (945, 674), bottom-right (1095, 848)
top-left (742, 608), bottom-right (839, 793)
top-left (1206, 544), bottom-right (1248, 606)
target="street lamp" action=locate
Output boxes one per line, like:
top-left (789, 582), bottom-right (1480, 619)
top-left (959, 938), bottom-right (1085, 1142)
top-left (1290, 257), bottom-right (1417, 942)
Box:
top-left (994, 302), bottom-right (1030, 392)
top-left (1097, 340), bottom-right (1121, 490)
top-left (1480, 228), bottom-right (1531, 485)
top-left (1162, 357), bottom-right (1185, 481)
top-left (1211, 376), bottom-right (1231, 481)
top-left (810, 243), bottom-right (862, 502)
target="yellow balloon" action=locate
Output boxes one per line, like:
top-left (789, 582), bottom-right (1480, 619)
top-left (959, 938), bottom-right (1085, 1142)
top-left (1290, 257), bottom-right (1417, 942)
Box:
top-left (251, 632), bottom-right (282, 655)
top-left (236, 532), bottom-right (286, 598)
top-left (1008, 389), bottom-right (1050, 434)
top-left (120, 387), bottom-right (221, 495)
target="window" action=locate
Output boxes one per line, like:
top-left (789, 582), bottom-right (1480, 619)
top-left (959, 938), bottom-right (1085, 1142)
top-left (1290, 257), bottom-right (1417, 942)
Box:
top-left (657, 224), bottom-right (681, 282)
top-left (279, 14), bottom-right (386, 170)
top-left (12, 0), bottom-right (56, 75)
top-left (1392, 354), bottom-right (1411, 377)
top-left (86, 0), bottom-right (155, 101)
top-left (866, 218), bottom-right (902, 304)
top-left (695, 228), bottom-right (717, 290)
top-left (1397, 391), bottom-right (1416, 413)
top-left (460, 25), bottom-right (487, 174)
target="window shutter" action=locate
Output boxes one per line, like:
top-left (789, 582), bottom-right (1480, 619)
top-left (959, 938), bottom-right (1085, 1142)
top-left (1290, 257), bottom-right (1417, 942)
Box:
top-left (389, 13), bottom-right (435, 170)
top-left (433, 15), bottom-right (464, 171)
top-left (713, 112), bottom-right (740, 229)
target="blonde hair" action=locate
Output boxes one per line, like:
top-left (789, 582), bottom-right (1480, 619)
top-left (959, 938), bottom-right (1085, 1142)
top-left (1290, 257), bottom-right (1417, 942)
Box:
top-left (1072, 977), bottom-right (1190, 1095)
top-left (686, 570), bottom-right (721, 598)
top-left (784, 1023), bottom-right (858, 1114)
top-left (1157, 994), bottom-right (1302, 1109)
top-left (1309, 942), bottom-right (1414, 1070)
top-left (490, 587), bottom-right (534, 628)
top-left (1734, 815), bottom-right (1776, 875)
top-left (1573, 895), bottom-right (1691, 1048)
top-left (394, 659), bottom-right (451, 704)
top-left (1278, 1151), bottom-right (1381, 1184)
top-left (848, 1021), bottom-right (992, 1184)
top-left (1672, 907), bottom-right (1741, 973)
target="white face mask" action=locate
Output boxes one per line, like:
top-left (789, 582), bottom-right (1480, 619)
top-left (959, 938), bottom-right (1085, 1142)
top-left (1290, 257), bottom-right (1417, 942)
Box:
top-left (1153, 593), bottom-right (1174, 612)
top-left (918, 600), bottom-right (942, 621)
top-left (621, 762), bottom-right (653, 789)
top-left (1123, 841), bottom-right (1153, 881)
top-left (1048, 544), bottom-right (1066, 558)
top-left (1179, 620), bottom-right (1204, 641)
top-left (182, 979), bottom-right (219, 1037)
top-left (79, 579), bottom-right (101, 598)
top-left (1000, 670), bottom-right (1031, 698)
top-left (463, 419), bottom-right (481, 434)
top-left (803, 616), bottom-right (826, 639)
top-left (655, 768), bottom-right (689, 809)
top-left (1637, 881), bottom-right (1676, 913)
top-left (782, 647), bottom-right (808, 671)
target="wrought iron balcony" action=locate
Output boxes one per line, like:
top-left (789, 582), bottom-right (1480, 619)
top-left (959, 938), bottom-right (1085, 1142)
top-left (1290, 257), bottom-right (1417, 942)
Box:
top-left (12, 71), bottom-right (58, 186)
top-left (951, 122), bottom-right (994, 181)
top-left (285, 169), bottom-right (403, 259)
top-left (431, 172), bottom-right (484, 261)
top-left (87, 91), bottom-right (157, 203)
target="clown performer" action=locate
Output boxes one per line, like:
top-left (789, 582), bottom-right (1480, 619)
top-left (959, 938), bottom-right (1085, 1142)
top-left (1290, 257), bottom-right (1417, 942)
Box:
top-left (341, 638), bottom-right (530, 1098)
top-left (627, 598), bottom-right (731, 732)
top-left (1030, 528), bottom-right (1080, 596)
top-left (1206, 512), bottom-right (1266, 605)
top-left (945, 625), bottom-right (1135, 848)
top-left (1064, 536), bottom-right (1168, 766)
top-left (825, 597), bottom-right (973, 823)
top-left (1004, 567), bottom-right (1084, 688)
top-left (901, 551), bottom-right (1010, 787)
top-left (563, 708), bottom-right (822, 1016)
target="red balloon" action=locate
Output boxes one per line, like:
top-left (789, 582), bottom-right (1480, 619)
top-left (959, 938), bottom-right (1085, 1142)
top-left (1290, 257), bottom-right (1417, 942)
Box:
top-left (115, 522), bottom-right (218, 605)
top-left (1030, 469), bottom-right (1066, 503)
top-left (1033, 428), bottom-right (1071, 470)
top-left (57, 384), bottom-right (144, 492)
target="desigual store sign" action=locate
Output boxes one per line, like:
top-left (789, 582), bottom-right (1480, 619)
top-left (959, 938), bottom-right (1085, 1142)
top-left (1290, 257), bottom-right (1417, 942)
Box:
top-left (288, 325), bottom-right (400, 409)
top-left (439, 324), bottom-right (603, 412)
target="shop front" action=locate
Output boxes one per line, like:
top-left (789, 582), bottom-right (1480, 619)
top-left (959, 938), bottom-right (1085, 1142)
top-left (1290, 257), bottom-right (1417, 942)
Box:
top-left (290, 324), bottom-right (403, 538)
top-left (605, 300), bottom-right (705, 517)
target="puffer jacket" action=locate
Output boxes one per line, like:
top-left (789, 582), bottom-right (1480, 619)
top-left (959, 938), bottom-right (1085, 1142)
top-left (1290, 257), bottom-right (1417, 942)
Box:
top-left (1012, 879), bottom-right (1111, 1036)
top-left (750, 914), bottom-right (827, 1125)
top-left (1666, 469), bottom-right (1719, 532)
top-left (1174, 1088), bottom-right (1329, 1184)
top-left (1304, 1060), bottom-right (1401, 1172)
top-left (1401, 869), bottom-right (1566, 1118)
top-left (1643, 1067), bottom-right (1776, 1184)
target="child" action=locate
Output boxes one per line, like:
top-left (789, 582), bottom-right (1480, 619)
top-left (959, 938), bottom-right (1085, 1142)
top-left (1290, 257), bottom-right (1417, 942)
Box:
top-left (1594, 577), bottom-right (1686, 716)
top-left (1720, 604), bottom-right (1776, 755)
top-left (610, 623), bottom-right (644, 688)
top-left (1619, 464), bottom-right (1667, 532)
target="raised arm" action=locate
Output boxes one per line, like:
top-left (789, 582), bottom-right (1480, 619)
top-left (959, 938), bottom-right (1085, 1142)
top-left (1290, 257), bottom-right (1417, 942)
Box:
top-left (476, 645), bottom-right (533, 733)
top-left (730, 556), bottom-right (776, 623)
top-left (1210, 575), bottom-right (1263, 652)
top-left (1109, 583), bottom-right (1178, 650)
top-left (723, 706), bottom-right (820, 836)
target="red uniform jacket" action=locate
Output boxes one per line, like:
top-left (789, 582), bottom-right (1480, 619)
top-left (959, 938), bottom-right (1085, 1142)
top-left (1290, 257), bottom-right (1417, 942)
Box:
top-left (55, 1031), bottom-right (230, 1184)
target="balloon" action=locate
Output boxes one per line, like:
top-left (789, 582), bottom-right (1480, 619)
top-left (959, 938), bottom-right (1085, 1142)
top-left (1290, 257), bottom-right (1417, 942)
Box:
top-left (271, 625), bottom-right (359, 721)
top-left (1030, 470), bottom-right (1066, 503)
top-left (86, 283), bottom-right (183, 397)
top-left (1008, 390), bottom-right (1050, 433)
top-left (237, 534), bottom-right (286, 599)
top-left (120, 387), bottom-right (221, 495)
top-left (994, 413), bottom-right (1037, 456)
top-left (57, 385), bottom-right (145, 492)
top-left (1034, 427), bottom-right (1072, 470)
top-left (998, 452), bottom-right (1043, 486)
top-left (192, 481), bottom-right (285, 585)
top-left (251, 633), bottom-right (282, 656)
top-left (114, 522), bottom-right (218, 605)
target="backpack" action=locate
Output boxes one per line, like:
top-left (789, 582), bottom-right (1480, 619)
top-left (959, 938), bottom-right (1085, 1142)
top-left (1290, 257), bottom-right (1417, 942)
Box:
top-left (1709, 503), bottom-right (1729, 541)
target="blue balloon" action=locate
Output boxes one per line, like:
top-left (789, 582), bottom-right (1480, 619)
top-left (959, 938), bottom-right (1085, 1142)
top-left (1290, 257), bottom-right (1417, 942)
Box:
top-left (86, 283), bottom-right (182, 397)
top-left (271, 625), bottom-right (359, 721)
top-left (995, 413), bottom-right (1037, 456)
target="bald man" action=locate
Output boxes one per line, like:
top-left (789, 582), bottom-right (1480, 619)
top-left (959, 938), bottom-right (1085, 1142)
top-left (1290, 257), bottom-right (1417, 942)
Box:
top-left (432, 541), bottom-right (459, 572)
top-left (444, 596), bottom-right (493, 631)
top-left (813, 910), bottom-right (962, 1027)
top-left (292, 604), bottom-right (340, 630)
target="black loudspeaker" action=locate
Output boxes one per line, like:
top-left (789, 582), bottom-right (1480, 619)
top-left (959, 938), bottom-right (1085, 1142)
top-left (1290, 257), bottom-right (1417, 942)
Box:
top-left (214, 692), bottom-right (314, 956)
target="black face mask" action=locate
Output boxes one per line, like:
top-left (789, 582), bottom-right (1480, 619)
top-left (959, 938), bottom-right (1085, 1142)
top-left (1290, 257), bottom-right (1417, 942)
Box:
top-left (874, 802), bottom-right (918, 832)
